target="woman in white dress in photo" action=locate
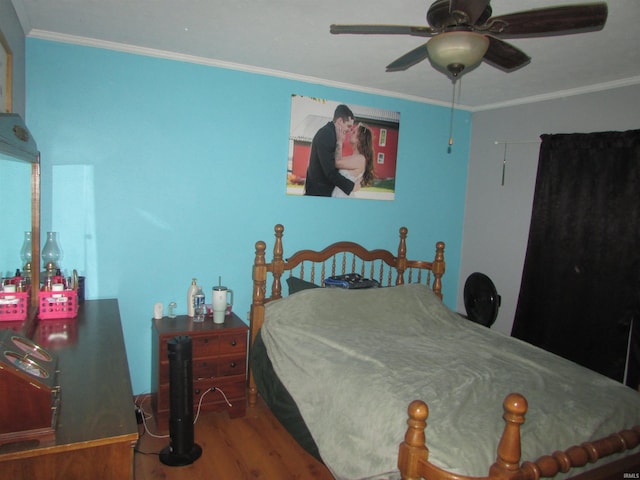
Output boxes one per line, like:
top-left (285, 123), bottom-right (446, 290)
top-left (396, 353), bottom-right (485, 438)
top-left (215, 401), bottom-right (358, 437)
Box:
top-left (332, 123), bottom-right (376, 198)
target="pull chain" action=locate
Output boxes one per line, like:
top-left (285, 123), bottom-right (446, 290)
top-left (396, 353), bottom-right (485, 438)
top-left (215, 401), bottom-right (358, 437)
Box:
top-left (447, 81), bottom-right (455, 153)
top-left (447, 78), bottom-right (461, 154)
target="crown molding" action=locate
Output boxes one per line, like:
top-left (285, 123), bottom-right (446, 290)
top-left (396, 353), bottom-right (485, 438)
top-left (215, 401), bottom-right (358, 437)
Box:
top-left (27, 29), bottom-right (461, 110)
top-left (27, 29), bottom-right (639, 113)
top-left (471, 76), bottom-right (640, 112)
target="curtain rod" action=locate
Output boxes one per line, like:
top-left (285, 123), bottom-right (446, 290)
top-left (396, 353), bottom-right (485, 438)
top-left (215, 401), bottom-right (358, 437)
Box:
top-left (494, 140), bottom-right (541, 145)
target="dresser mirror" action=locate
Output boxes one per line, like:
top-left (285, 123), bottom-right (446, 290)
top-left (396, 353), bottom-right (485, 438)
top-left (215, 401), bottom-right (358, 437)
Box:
top-left (0, 113), bottom-right (41, 330)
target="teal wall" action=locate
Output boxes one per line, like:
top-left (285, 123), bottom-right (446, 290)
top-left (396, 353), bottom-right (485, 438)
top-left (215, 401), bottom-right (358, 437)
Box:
top-left (26, 38), bottom-right (470, 394)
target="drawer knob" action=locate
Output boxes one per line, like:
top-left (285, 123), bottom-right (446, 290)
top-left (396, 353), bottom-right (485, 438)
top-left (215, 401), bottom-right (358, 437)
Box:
top-left (230, 339), bottom-right (237, 346)
top-left (229, 362), bottom-right (236, 368)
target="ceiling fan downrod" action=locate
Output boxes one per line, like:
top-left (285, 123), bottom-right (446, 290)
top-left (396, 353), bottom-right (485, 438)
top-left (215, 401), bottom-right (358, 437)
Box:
top-left (447, 63), bottom-right (465, 78)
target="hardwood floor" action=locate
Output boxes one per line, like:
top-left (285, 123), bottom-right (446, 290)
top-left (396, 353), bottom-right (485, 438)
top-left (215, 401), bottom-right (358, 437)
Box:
top-left (134, 396), bottom-right (335, 479)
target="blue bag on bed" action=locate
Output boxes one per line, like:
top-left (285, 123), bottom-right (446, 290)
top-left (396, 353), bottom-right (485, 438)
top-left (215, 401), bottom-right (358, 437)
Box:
top-left (324, 273), bottom-right (380, 289)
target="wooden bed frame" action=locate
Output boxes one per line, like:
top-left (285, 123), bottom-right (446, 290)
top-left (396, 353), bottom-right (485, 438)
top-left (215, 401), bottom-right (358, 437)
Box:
top-left (248, 224), bottom-right (640, 480)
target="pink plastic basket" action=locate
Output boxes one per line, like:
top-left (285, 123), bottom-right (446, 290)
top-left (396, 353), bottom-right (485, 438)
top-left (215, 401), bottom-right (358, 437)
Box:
top-left (38, 289), bottom-right (79, 320)
top-left (0, 291), bottom-right (30, 321)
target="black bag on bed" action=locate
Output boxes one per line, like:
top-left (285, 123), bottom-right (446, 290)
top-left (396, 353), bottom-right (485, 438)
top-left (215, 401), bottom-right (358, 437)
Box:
top-left (324, 273), bottom-right (380, 289)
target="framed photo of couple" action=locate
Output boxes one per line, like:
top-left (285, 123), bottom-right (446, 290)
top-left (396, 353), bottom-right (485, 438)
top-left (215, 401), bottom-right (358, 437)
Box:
top-left (287, 94), bottom-right (399, 201)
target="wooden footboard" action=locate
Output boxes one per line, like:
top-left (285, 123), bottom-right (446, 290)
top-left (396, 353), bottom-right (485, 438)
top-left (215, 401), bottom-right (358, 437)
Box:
top-left (248, 224), bottom-right (445, 407)
top-left (398, 393), bottom-right (640, 480)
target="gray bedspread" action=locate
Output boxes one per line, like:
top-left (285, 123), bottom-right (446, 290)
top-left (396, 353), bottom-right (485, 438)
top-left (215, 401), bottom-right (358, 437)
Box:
top-left (260, 284), bottom-right (640, 480)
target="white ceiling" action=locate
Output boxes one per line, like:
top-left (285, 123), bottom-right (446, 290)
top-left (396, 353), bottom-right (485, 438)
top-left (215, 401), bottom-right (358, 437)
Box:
top-left (11, 0), bottom-right (640, 110)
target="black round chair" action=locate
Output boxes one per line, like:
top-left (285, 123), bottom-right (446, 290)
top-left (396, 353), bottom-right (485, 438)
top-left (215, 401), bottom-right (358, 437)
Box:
top-left (463, 272), bottom-right (501, 327)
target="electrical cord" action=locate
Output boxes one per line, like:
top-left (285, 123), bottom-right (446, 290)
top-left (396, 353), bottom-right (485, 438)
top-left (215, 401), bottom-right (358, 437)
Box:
top-left (134, 387), bottom-right (233, 440)
top-left (135, 394), bottom-right (168, 439)
top-left (193, 387), bottom-right (233, 424)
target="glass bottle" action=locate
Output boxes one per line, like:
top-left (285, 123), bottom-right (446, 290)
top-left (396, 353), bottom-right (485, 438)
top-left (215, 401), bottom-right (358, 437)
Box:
top-left (187, 278), bottom-right (198, 317)
top-left (42, 231), bottom-right (63, 274)
top-left (193, 287), bottom-right (206, 323)
top-left (20, 231), bottom-right (32, 276)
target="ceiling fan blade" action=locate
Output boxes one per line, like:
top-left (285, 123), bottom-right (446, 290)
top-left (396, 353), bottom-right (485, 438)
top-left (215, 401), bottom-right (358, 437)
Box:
top-left (483, 36), bottom-right (530, 72)
top-left (386, 43), bottom-right (430, 72)
top-left (449, 0), bottom-right (491, 25)
top-left (330, 24), bottom-right (436, 37)
top-left (485, 3), bottom-right (607, 39)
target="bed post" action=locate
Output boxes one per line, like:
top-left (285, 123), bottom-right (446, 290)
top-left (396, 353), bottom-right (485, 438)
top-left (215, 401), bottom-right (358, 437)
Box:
top-left (248, 239), bottom-right (267, 407)
top-left (271, 224), bottom-right (285, 300)
top-left (431, 242), bottom-right (445, 300)
top-left (396, 227), bottom-right (408, 285)
top-left (488, 393), bottom-right (528, 480)
top-left (398, 400), bottom-right (429, 480)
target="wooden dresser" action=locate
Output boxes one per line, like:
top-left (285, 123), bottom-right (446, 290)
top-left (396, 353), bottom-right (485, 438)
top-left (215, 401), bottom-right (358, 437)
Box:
top-left (151, 312), bottom-right (248, 432)
top-left (0, 299), bottom-right (139, 479)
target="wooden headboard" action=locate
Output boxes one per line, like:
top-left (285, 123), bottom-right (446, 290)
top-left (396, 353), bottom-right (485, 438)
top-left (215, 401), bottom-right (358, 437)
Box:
top-left (248, 223), bottom-right (445, 406)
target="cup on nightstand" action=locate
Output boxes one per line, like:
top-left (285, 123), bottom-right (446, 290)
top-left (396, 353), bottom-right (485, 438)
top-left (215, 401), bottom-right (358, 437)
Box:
top-left (212, 286), bottom-right (233, 324)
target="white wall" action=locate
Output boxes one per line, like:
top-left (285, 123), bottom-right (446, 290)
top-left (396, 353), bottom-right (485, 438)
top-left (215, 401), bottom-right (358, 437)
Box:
top-left (458, 83), bottom-right (640, 334)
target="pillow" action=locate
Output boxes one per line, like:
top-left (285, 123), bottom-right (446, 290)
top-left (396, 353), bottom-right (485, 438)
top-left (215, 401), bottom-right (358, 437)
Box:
top-left (286, 276), bottom-right (319, 295)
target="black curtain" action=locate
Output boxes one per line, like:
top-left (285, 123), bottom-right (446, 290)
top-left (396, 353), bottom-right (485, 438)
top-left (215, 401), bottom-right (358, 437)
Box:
top-left (512, 130), bottom-right (640, 386)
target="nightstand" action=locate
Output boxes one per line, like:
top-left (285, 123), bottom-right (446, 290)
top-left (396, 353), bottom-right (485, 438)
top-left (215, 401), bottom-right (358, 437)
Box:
top-left (151, 312), bottom-right (248, 432)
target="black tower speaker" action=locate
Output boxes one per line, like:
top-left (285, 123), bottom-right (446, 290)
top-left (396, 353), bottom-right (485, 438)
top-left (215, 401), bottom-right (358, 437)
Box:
top-left (160, 335), bottom-right (202, 466)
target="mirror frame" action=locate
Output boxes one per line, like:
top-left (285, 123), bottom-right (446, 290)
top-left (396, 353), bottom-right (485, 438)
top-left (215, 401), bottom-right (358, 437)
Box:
top-left (0, 114), bottom-right (41, 334)
top-left (26, 157), bottom-right (41, 333)
top-left (14, 155), bottom-right (40, 336)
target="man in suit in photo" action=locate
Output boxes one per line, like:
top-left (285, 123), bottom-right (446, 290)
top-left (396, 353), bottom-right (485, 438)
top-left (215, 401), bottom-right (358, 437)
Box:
top-left (304, 104), bottom-right (356, 197)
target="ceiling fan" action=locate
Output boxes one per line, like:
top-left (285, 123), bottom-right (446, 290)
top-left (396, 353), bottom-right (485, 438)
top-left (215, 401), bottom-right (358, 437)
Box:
top-left (330, 0), bottom-right (608, 80)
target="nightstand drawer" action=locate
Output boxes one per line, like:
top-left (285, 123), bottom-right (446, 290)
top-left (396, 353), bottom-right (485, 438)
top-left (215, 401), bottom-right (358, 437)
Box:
top-left (189, 334), bottom-right (222, 357)
top-left (217, 354), bottom-right (245, 377)
top-left (219, 332), bottom-right (247, 354)
top-left (193, 378), bottom-right (246, 405)
top-left (157, 378), bottom-right (246, 411)
top-left (191, 354), bottom-right (246, 381)
top-left (158, 354), bottom-right (246, 384)
top-left (158, 333), bottom-right (246, 358)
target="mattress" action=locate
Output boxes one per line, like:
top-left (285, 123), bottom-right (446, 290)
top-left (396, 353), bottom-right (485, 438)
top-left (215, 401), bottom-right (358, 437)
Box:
top-left (254, 284), bottom-right (640, 480)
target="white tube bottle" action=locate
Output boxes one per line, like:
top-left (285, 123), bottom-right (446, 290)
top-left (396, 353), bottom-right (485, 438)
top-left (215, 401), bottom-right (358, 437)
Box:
top-left (187, 278), bottom-right (198, 317)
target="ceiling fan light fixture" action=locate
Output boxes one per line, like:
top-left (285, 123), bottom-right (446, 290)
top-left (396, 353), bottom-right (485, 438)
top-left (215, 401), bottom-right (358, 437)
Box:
top-left (426, 31), bottom-right (489, 77)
